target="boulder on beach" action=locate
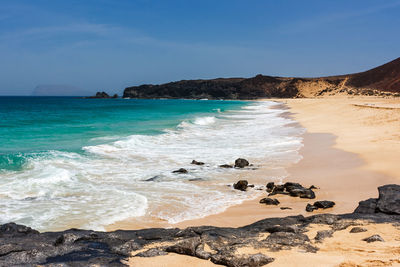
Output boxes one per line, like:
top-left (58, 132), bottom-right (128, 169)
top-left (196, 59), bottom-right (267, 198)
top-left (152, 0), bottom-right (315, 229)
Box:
top-left (306, 201), bottom-right (335, 212)
top-left (191, 160), bottom-right (205, 165)
top-left (172, 168), bottom-right (188, 174)
top-left (259, 198), bottom-right (280, 205)
top-left (354, 184), bottom-right (400, 215)
top-left (219, 164), bottom-right (233, 168)
top-left (233, 180), bottom-right (248, 191)
top-left (234, 158), bottom-right (249, 168)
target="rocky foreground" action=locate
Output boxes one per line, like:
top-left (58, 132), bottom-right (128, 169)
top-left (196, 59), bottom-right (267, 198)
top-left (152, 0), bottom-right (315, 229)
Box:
top-left (0, 185), bottom-right (399, 267)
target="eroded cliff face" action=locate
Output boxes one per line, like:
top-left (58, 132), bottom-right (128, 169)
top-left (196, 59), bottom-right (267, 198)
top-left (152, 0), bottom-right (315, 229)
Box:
top-left (123, 57), bottom-right (400, 99)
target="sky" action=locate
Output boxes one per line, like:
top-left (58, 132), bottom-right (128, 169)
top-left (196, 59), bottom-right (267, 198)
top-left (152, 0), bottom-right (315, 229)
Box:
top-left (0, 0), bottom-right (399, 96)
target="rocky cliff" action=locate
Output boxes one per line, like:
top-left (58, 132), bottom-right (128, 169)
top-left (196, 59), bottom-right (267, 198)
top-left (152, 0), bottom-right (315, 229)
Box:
top-left (123, 57), bottom-right (400, 99)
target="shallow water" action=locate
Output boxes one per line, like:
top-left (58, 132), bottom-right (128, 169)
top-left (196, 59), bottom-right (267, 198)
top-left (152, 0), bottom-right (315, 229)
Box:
top-left (0, 97), bottom-right (304, 231)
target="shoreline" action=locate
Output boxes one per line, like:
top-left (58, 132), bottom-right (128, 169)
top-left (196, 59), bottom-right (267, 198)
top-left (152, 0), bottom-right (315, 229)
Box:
top-left (107, 96), bottom-right (399, 231)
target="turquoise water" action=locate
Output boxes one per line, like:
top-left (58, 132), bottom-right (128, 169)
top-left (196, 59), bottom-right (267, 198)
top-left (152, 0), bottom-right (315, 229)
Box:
top-left (0, 97), bottom-right (303, 231)
top-left (0, 97), bottom-right (245, 171)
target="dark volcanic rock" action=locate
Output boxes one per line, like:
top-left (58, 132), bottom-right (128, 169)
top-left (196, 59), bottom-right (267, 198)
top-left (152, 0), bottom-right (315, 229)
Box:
top-left (233, 180), bottom-right (248, 191)
top-left (314, 201), bottom-right (335, 209)
top-left (259, 198), bottom-right (280, 205)
top-left (289, 188), bottom-right (316, 199)
top-left (172, 168), bottom-right (188, 174)
top-left (314, 230), bottom-right (334, 243)
top-left (266, 182), bottom-right (275, 192)
top-left (362, 234), bottom-right (384, 243)
top-left (376, 184), bottom-right (400, 215)
top-left (0, 184), bottom-right (399, 266)
top-left (211, 253), bottom-right (274, 267)
top-left (280, 207), bottom-right (292, 210)
top-left (219, 164), bottom-right (233, 168)
top-left (234, 158), bottom-right (249, 168)
top-left (165, 237), bottom-right (201, 256)
top-left (306, 204), bottom-right (318, 212)
top-left (349, 227), bottom-right (368, 233)
top-left (354, 185), bottom-right (400, 215)
top-left (354, 198), bottom-right (378, 214)
top-left (191, 160), bottom-right (205, 165)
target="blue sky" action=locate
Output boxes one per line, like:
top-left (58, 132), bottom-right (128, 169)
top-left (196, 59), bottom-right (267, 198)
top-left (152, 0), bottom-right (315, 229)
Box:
top-left (0, 0), bottom-right (399, 95)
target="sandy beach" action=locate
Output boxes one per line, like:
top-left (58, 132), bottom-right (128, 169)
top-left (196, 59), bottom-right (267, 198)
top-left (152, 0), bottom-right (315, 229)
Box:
top-left (127, 96), bottom-right (400, 266)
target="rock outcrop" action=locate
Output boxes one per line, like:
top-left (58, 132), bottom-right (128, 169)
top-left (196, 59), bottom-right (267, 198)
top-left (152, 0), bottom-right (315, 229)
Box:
top-left (0, 185), bottom-right (399, 266)
top-left (88, 92), bottom-right (118, 98)
top-left (123, 58), bottom-right (400, 99)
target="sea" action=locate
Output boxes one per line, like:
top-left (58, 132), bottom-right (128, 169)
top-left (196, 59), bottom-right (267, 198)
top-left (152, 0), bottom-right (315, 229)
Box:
top-left (0, 97), bottom-right (304, 231)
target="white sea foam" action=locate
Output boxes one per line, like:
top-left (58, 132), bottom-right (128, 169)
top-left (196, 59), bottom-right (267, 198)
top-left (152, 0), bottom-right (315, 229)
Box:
top-left (0, 101), bottom-right (304, 231)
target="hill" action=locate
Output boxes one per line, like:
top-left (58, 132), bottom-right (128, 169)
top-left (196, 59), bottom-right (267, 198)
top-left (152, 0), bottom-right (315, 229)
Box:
top-left (123, 57), bottom-right (400, 99)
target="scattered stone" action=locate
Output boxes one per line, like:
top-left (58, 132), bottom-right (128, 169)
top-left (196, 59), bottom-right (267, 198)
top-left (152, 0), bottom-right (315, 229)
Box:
top-left (306, 204), bottom-right (318, 212)
top-left (233, 180), bottom-right (248, 191)
top-left (309, 185), bottom-right (318, 189)
top-left (219, 164), bottom-right (233, 168)
top-left (362, 234), bottom-right (384, 243)
top-left (172, 168), bottom-right (188, 174)
top-left (290, 188), bottom-right (316, 199)
top-left (314, 201), bottom-right (335, 209)
top-left (259, 198), bottom-right (280, 205)
top-left (234, 158), bottom-right (249, 168)
top-left (314, 230), bottom-right (334, 242)
top-left (248, 184), bottom-right (255, 188)
top-left (280, 207), bottom-right (292, 210)
top-left (188, 178), bottom-right (203, 182)
top-left (266, 182), bottom-right (275, 192)
top-left (191, 160), bottom-right (205, 165)
top-left (350, 227), bottom-right (368, 233)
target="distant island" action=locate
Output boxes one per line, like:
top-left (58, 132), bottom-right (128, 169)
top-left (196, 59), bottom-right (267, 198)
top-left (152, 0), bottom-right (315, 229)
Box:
top-left (122, 57), bottom-right (400, 99)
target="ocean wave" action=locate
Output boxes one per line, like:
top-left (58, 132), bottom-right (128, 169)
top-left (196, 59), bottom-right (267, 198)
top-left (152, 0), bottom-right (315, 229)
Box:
top-left (0, 101), bottom-right (304, 231)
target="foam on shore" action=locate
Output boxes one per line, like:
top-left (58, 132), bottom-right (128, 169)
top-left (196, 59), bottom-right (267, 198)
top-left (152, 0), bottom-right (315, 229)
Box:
top-left (0, 101), bottom-right (304, 231)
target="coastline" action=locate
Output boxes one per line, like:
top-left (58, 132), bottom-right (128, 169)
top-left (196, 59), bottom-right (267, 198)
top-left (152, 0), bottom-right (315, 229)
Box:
top-left (108, 96), bottom-right (399, 231)
top-left (127, 96), bottom-right (400, 266)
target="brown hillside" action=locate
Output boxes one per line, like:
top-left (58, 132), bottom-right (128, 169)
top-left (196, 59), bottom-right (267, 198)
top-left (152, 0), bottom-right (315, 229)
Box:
top-left (347, 57), bottom-right (400, 93)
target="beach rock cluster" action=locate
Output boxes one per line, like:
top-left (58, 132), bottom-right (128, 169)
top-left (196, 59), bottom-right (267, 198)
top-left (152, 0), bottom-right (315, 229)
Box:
top-left (0, 185), bottom-right (398, 266)
top-left (267, 182), bottom-right (316, 199)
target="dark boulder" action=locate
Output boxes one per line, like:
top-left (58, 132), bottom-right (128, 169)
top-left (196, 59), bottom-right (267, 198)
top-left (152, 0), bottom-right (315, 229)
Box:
top-left (259, 198), bottom-right (280, 205)
top-left (349, 227), bottom-right (368, 233)
top-left (234, 158), bottom-right (249, 168)
top-left (314, 201), bottom-right (335, 209)
top-left (314, 230), bottom-right (334, 242)
top-left (219, 164), bottom-right (233, 168)
top-left (191, 160), bottom-right (205, 165)
top-left (233, 180), bottom-right (248, 191)
top-left (172, 168), bottom-right (188, 174)
top-left (362, 234), bottom-right (384, 243)
top-left (266, 182), bottom-right (275, 192)
top-left (280, 207), bottom-right (292, 210)
top-left (354, 198), bottom-right (378, 214)
top-left (306, 204), bottom-right (318, 212)
top-left (376, 184), bottom-right (400, 215)
top-left (289, 188), bottom-right (316, 199)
